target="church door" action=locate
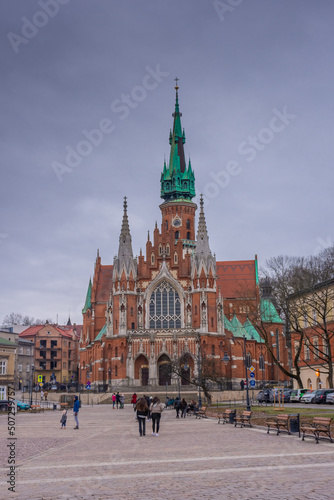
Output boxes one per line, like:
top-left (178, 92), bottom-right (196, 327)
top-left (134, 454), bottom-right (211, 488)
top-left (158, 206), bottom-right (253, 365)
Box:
top-left (141, 367), bottom-right (149, 386)
top-left (158, 355), bottom-right (171, 386)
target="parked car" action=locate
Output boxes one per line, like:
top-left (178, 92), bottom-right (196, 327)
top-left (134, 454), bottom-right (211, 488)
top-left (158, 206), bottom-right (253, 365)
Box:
top-left (0, 400), bottom-right (10, 412)
top-left (269, 389), bottom-right (290, 403)
top-left (15, 400), bottom-right (30, 411)
top-left (313, 389), bottom-right (334, 404)
top-left (256, 389), bottom-right (272, 403)
top-left (290, 389), bottom-right (309, 402)
top-left (283, 389), bottom-right (293, 403)
top-left (300, 390), bottom-right (318, 404)
top-left (326, 392), bottom-right (334, 405)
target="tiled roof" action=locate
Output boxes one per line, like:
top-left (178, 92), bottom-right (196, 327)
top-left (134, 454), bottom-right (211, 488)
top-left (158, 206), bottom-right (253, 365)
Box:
top-left (216, 260), bottom-right (256, 299)
top-left (95, 266), bottom-right (113, 302)
top-left (19, 325), bottom-right (74, 338)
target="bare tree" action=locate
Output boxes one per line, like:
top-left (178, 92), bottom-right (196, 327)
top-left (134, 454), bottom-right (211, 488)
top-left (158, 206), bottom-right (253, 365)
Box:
top-left (1, 312), bottom-right (51, 327)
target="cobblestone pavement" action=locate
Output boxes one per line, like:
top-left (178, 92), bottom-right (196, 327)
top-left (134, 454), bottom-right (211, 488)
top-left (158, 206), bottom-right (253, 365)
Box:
top-left (1, 404), bottom-right (334, 499)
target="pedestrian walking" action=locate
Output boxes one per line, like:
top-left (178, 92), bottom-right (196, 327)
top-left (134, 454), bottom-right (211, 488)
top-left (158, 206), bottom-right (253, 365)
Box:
top-left (180, 398), bottom-right (187, 418)
top-left (112, 393), bottom-right (116, 409)
top-left (120, 393), bottom-right (125, 409)
top-left (175, 396), bottom-right (181, 418)
top-left (150, 397), bottom-right (164, 436)
top-left (144, 395), bottom-right (151, 420)
top-left (60, 410), bottom-right (67, 429)
top-left (131, 393), bottom-right (137, 409)
top-left (73, 395), bottom-right (80, 429)
top-left (116, 392), bottom-right (120, 409)
top-left (44, 391), bottom-right (48, 401)
top-left (40, 390), bottom-right (44, 402)
top-left (136, 398), bottom-right (148, 436)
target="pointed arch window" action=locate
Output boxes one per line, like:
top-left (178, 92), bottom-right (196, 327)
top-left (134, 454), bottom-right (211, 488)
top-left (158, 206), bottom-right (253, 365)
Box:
top-left (187, 231), bottom-right (190, 240)
top-left (166, 243), bottom-right (170, 256)
top-left (151, 252), bottom-right (155, 265)
top-left (259, 354), bottom-right (265, 371)
top-left (175, 231), bottom-right (179, 241)
top-left (174, 251), bottom-right (178, 264)
top-left (159, 244), bottom-right (162, 255)
top-left (186, 219), bottom-right (190, 229)
top-left (149, 280), bottom-right (181, 329)
top-left (246, 352), bottom-right (252, 368)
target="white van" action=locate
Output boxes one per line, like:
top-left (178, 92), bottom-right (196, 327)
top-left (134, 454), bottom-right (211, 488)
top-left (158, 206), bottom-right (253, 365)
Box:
top-left (290, 389), bottom-right (308, 402)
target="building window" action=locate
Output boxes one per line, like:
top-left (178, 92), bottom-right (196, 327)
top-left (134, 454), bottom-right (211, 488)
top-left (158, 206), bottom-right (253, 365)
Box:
top-left (64, 340), bottom-right (67, 346)
top-left (211, 317), bottom-right (214, 328)
top-left (115, 347), bottom-right (118, 357)
top-left (69, 342), bottom-right (71, 348)
top-left (151, 252), bottom-right (155, 265)
top-left (26, 347), bottom-right (30, 355)
top-left (19, 364), bottom-right (22, 372)
top-left (195, 305), bottom-right (198, 315)
top-left (159, 244), bottom-right (162, 255)
top-left (166, 220), bottom-right (168, 230)
top-left (51, 340), bottom-right (57, 348)
top-left (131, 322), bottom-right (135, 330)
top-left (186, 219), bottom-right (190, 229)
top-left (304, 342), bottom-right (310, 361)
top-left (246, 352), bottom-right (252, 368)
top-left (187, 231), bottom-right (190, 240)
top-left (40, 340), bottom-right (47, 348)
top-left (259, 354), bottom-right (265, 371)
top-left (63, 362), bottom-right (66, 369)
top-left (166, 243), bottom-right (170, 255)
top-left (131, 307), bottom-right (133, 317)
top-left (115, 365), bottom-right (118, 376)
top-left (211, 345), bottom-right (215, 356)
top-left (174, 252), bottom-right (178, 264)
top-left (275, 329), bottom-right (280, 362)
top-left (26, 364), bottom-right (30, 372)
top-left (175, 231), bottom-right (179, 241)
top-left (19, 347), bottom-right (23, 354)
top-left (149, 280), bottom-right (181, 329)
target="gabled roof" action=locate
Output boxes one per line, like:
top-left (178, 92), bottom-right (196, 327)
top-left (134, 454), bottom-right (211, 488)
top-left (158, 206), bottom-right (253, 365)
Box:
top-left (94, 323), bottom-right (106, 342)
top-left (19, 325), bottom-right (73, 339)
top-left (260, 299), bottom-right (283, 324)
top-left (243, 318), bottom-right (265, 343)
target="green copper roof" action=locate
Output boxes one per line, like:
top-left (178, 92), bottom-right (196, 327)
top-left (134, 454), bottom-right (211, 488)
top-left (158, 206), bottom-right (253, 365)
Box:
top-left (94, 322), bottom-right (106, 342)
top-left (160, 86), bottom-right (195, 202)
top-left (260, 299), bottom-right (283, 324)
top-left (0, 336), bottom-right (17, 347)
top-left (243, 318), bottom-right (265, 343)
top-left (82, 278), bottom-right (92, 314)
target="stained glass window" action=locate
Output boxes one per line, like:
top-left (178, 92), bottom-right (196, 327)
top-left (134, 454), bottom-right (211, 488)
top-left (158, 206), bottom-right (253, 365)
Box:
top-left (149, 281), bottom-right (181, 329)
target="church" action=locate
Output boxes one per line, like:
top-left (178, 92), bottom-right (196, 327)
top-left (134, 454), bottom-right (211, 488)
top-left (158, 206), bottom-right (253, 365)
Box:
top-left (79, 84), bottom-right (286, 391)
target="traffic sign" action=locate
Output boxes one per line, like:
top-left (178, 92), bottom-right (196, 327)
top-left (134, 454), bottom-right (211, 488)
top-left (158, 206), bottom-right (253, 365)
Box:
top-left (250, 372), bottom-right (255, 378)
top-left (250, 379), bottom-right (256, 387)
top-left (39, 383), bottom-right (43, 387)
top-left (38, 375), bottom-right (43, 383)
top-left (249, 366), bottom-right (255, 373)
top-left (86, 385), bottom-right (91, 390)
top-left (87, 380), bottom-right (91, 385)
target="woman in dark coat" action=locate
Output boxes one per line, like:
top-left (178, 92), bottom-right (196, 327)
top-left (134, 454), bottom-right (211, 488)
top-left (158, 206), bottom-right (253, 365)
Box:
top-left (136, 398), bottom-right (148, 436)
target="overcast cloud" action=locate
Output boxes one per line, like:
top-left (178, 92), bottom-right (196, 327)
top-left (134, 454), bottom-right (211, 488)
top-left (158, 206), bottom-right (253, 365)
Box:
top-left (1, 0), bottom-right (333, 325)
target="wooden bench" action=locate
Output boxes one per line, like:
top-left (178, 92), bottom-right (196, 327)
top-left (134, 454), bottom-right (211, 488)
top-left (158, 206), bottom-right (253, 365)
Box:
top-left (195, 406), bottom-right (207, 419)
top-left (234, 411), bottom-right (252, 428)
top-left (218, 408), bottom-right (235, 424)
top-left (266, 414), bottom-right (291, 435)
top-left (301, 417), bottom-right (332, 444)
top-left (30, 405), bottom-right (43, 413)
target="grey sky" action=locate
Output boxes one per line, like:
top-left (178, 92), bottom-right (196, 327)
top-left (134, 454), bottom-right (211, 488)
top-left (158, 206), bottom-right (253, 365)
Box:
top-left (1, 0), bottom-right (333, 325)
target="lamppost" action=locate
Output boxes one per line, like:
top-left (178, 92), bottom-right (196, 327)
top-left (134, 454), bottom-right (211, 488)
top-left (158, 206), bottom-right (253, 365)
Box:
top-left (197, 348), bottom-right (202, 409)
top-left (243, 335), bottom-right (251, 412)
top-left (29, 364), bottom-right (35, 406)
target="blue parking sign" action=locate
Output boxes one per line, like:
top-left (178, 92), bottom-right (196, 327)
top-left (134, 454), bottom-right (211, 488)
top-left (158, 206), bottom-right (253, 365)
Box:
top-left (250, 379), bottom-right (256, 387)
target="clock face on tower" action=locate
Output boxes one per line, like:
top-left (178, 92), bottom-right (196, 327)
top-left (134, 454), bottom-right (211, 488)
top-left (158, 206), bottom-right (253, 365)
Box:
top-left (172, 217), bottom-right (181, 228)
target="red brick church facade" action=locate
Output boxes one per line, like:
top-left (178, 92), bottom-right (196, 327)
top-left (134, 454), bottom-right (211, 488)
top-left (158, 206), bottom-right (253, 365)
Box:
top-left (79, 86), bottom-right (286, 390)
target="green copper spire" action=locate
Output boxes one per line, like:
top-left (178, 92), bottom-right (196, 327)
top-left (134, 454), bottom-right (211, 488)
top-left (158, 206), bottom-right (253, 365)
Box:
top-left (160, 80), bottom-right (195, 202)
top-left (82, 277), bottom-right (92, 314)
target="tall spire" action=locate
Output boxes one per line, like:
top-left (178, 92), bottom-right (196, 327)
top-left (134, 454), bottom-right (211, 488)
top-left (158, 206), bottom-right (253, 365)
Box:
top-left (195, 195), bottom-right (211, 257)
top-left (193, 195), bottom-right (216, 277)
top-left (113, 197), bottom-right (137, 279)
top-left (160, 80), bottom-right (195, 202)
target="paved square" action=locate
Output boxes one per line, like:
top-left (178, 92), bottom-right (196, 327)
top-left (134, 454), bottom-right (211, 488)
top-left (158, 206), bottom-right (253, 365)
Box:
top-left (1, 404), bottom-right (334, 499)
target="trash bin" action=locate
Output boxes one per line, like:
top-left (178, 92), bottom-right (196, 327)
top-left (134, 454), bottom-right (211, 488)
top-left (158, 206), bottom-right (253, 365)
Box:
top-left (290, 414), bottom-right (300, 434)
top-left (53, 403), bottom-right (57, 411)
top-left (229, 409), bottom-right (236, 424)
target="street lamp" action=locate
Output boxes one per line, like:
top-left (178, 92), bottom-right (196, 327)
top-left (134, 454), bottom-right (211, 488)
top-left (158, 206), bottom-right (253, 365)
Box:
top-left (30, 364), bottom-right (35, 406)
top-left (197, 345), bottom-right (202, 408)
top-left (243, 335), bottom-right (251, 411)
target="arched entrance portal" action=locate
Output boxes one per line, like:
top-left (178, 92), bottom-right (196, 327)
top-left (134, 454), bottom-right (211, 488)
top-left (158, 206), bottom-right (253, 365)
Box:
top-left (135, 355), bottom-right (149, 386)
top-left (180, 353), bottom-right (193, 385)
top-left (158, 354), bottom-right (171, 386)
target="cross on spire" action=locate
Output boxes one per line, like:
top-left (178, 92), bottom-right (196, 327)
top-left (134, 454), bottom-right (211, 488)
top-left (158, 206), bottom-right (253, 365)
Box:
top-left (174, 77), bottom-right (179, 89)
